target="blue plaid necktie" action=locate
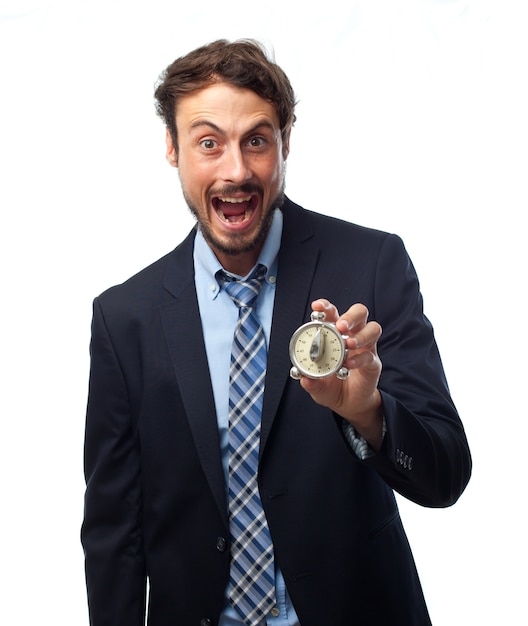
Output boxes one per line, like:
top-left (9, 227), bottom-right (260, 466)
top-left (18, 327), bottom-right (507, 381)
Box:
top-left (219, 264), bottom-right (276, 625)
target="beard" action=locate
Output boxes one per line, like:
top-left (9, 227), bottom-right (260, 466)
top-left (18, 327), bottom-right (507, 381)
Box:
top-left (182, 181), bottom-right (285, 258)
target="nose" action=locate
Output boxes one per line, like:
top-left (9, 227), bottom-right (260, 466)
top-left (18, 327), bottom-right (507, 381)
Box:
top-left (220, 145), bottom-right (252, 184)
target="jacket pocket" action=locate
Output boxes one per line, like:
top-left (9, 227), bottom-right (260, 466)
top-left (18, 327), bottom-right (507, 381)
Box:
top-left (368, 510), bottom-right (400, 540)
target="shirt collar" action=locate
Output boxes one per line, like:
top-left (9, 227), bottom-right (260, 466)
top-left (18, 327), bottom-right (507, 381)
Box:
top-left (194, 208), bottom-right (282, 300)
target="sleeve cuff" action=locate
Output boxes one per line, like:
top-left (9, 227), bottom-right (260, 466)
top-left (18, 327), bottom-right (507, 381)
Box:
top-left (342, 417), bottom-right (387, 460)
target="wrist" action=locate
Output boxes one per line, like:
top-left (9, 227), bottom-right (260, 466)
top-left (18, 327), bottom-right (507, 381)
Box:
top-left (341, 390), bottom-right (384, 451)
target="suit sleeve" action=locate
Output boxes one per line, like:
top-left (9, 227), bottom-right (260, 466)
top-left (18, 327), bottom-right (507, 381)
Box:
top-left (81, 297), bottom-right (146, 626)
top-left (361, 233), bottom-right (472, 507)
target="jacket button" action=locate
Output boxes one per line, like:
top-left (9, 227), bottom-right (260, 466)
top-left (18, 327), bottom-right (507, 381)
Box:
top-left (200, 619), bottom-right (211, 626)
top-left (216, 537), bottom-right (227, 552)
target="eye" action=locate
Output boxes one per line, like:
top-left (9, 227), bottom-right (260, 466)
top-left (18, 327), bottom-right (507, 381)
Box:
top-left (247, 136), bottom-right (266, 148)
top-left (199, 138), bottom-right (218, 150)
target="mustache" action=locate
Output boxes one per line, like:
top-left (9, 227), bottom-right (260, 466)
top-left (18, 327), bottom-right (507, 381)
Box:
top-left (208, 184), bottom-right (262, 198)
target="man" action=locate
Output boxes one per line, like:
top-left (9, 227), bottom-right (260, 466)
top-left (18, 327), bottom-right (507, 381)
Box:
top-left (82, 39), bottom-right (471, 626)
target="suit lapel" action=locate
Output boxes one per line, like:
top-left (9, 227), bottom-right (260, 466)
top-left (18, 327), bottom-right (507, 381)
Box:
top-left (160, 230), bottom-right (228, 527)
top-left (260, 199), bottom-right (320, 453)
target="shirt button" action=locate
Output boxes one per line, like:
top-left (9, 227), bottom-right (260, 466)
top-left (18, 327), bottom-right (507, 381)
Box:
top-left (269, 275), bottom-right (276, 284)
top-left (270, 607), bottom-right (280, 617)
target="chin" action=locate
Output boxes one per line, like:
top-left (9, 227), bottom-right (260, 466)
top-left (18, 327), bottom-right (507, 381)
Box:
top-left (209, 230), bottom-right (265, 257)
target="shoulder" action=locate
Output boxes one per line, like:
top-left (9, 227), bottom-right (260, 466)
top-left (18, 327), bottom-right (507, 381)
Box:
top-left (282, 196), bottom-right (404, 254)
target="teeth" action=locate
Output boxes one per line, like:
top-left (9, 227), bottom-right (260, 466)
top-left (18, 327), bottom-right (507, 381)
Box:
top-left (218, 196), bottom-right (251, 204)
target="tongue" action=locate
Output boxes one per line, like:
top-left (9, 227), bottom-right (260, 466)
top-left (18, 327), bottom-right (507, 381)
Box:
top-left (225, 211), bottom-right (246, 223)
top-left (217, 200), bottom-right (252, 222)
top-left (219, 200), bottom-right (250, 216)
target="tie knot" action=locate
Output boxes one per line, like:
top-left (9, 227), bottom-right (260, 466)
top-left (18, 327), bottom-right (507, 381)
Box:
top-left (219, 264), bottom-right (267, 309)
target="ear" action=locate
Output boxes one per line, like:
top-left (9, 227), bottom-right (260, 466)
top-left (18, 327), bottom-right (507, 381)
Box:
top-left (282, 128), bottom-right (291, 160)
top-left (165, 129), bottom-right (178, 167)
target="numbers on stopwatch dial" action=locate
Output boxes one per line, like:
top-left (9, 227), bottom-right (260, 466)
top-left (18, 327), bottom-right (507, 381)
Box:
top-left (289, 316), bottom-right (349, 380)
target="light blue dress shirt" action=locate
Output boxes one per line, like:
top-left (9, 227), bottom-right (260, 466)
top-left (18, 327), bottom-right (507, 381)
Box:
top-left (194, 209), bottom-right (300, 626)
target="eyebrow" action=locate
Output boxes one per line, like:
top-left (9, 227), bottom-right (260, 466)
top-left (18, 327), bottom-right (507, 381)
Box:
top-left (189, 120), bottom-right (222, 133)
top-left (189, 119), bottom-right (277, 136)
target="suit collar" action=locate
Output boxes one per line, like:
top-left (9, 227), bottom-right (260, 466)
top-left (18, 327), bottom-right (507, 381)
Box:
top-left (260, 197), bottom-right (320, 452)
top-left (162, 226), bottom-right (197, 299)
top-left (160, 229), bottom-right (228, 526)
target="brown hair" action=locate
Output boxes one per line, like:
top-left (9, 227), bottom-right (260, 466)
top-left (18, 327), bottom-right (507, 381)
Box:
top-left (154, 39), bottom-right (296, 149)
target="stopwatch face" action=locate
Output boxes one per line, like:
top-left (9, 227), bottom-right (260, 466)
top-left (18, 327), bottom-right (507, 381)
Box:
top-left (289, 320), bottom-right (347, 379)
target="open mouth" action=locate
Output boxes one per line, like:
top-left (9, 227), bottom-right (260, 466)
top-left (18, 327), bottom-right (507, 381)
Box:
top-left (212, 195), bottom-right (258, 224)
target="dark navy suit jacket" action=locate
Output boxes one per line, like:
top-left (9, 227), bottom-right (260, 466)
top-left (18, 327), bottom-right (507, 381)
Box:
top-left (82, 197), bottom-right (471, 625)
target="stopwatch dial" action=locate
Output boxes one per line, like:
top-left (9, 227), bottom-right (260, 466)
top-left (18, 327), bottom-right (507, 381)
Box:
top-left (290, 323), bottom-right (345, 378)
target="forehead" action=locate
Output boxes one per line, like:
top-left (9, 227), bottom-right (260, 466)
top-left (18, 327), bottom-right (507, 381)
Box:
top-left (175, 81), bottom-right (280, 134)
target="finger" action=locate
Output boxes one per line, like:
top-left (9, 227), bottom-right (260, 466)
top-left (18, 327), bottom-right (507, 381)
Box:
top-left (345, 348), bottom-right (382, 372)
top-left (311, 299), bottom-right (339, 322)
top-left (346, 320), bottom-right (382, 351)
top-left (335, 303), bottom-right (370, 336)
top-left (299, 374), bottom-right (344, 407)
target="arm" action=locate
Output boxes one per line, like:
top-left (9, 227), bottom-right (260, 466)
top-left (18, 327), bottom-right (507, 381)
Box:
top-left (299, 234), bottom-right (471, 507)
top-left (81, 297), bottom-right (146, 626)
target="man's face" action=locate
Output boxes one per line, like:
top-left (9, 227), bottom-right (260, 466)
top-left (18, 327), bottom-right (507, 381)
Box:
top-left (166, 81), bottom-right (289, 275)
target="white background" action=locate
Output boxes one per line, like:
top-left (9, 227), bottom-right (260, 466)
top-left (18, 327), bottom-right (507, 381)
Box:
top-left (1, 0), bottom-right (526, 623)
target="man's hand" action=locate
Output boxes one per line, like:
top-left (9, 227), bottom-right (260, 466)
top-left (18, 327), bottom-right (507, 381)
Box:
top-left (298, 299), bottom-right (384, 450)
